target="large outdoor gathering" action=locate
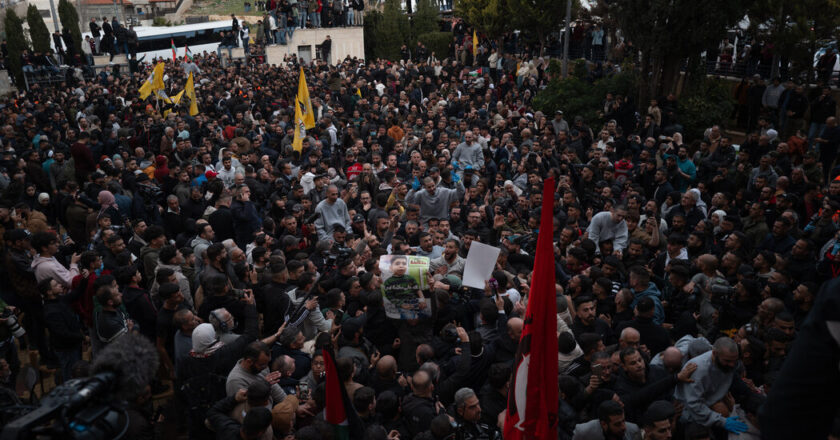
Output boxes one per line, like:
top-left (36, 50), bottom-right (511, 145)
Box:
top-left (0, 0), bottom-right (836, 438)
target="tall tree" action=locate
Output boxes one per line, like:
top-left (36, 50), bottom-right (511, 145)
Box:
top-left (609, 0), bottom-right (746, 104)
top-left (27, 5), bottom-right (51, 54)
top-left (412, 0), bottom-right (440, 40)
top-left (58, 0), bottom-right (83, 56)
top-left (456, 0), bottom-right (510, 52)
top-left (4, 9), bottom-right (27, 86)
top-left (748, 0), bottom-right (840, 83)
top-left (504, 0), bottom-right (580, 55)
top-left (372, 0), bottom-right (409, 59)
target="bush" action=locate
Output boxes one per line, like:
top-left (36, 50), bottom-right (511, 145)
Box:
top-left (677, 77), bottom-right (734, 141)
top-left (533, 60), bottom-right (637, 124)
top-left (4, 9), bottom-right (27, 86)
top-left (417, 31), bottom-right (451, 60)
top-left (27, 4), bottom-right (51, 54)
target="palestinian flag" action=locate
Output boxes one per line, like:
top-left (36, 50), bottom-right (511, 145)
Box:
top-left (171, 38), bottom-right (177, 62)
top-left (323, 349), bottom-right (364, 440)
top-left (184, 45), bottom-right (193, 63)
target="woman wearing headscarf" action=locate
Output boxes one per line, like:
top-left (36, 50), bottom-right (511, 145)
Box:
top-left (97, 190), bottom-right (123, 225)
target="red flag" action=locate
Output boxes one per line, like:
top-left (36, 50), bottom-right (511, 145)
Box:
top-left (504, 176), bottom-right (558, 439)
top-left (323, 350), bottom-right (364, 440)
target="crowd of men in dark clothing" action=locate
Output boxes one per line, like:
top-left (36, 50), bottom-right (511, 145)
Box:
top-left (0, 35), bottom-right (838, 440)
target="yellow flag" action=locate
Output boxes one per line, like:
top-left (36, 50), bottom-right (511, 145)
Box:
top-left (139, 62), bottom-right (166, 100)
top-left (151, 62), bottom-right (165, 90)
top-left (472, 30), bottom-right (478, 58)
top-left (292, 97), bottom-right (305, 153)
top-left (356, 87), bottom-right (362, 98)
top-left (185, 72), bottom-right (199, 116)
top-left (170, 89), bottom-right (185, 105)
top-left (296, 66), bottom-right (315, 129)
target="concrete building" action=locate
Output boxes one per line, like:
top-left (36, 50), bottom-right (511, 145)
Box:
top-left (265, 26), bottom-right (363, 65)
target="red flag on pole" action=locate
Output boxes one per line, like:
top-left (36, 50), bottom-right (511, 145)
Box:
top-left (503, 176), bottom-right (559, 439)
top-left (323, 349), bottom-right (364, 440)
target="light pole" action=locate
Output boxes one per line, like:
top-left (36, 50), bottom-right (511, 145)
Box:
top-left (561, 0), bottom-right (571, 78)
top-left (48, 0), bottom-right (59, 32)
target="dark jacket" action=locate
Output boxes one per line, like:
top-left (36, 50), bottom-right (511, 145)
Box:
top-left (206, 396), bottom-right (243, 439)
top-left (209, 206), bottom-right (235, 242)
top-left (181, 303), bottom-right (259, 378)
top-left (402, 394), bottom-right (439, 439)
top-left (43, 283), bottom-right (86, 350)
top-left (230, 199), bottom-right (261, 247)
top-left (614, 365), bottom-right (677, 424)
top-left (123, 285), bottom-right (158, 343)
top-left (260, 281), bottom-right (292, 336)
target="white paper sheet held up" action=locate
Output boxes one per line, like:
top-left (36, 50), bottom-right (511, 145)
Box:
top-left (462, 242), bottom-right (501, 289)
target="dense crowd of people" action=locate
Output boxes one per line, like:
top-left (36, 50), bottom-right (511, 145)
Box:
top-left (0, 25), bottom-right (838, 440)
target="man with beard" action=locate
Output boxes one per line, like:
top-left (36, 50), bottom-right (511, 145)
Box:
top-left (573, 400), bottom-right (641, 439)
top-left (673, 337), bottom-right (748, 435)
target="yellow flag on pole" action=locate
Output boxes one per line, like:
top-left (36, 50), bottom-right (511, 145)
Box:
top-left (292, 97), bottom-right (305, 153)
top-left (297, 66), bottom-right (315, 129)
top-left (139, 62), bottom-right (166, 100)
top-left (473, 30), bottom-right (478, 58)
top-left (185, 72), bottom-right (199, 116)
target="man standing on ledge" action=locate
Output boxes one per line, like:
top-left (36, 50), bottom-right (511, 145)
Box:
top-left (321, 35), bottom-right (332, 63)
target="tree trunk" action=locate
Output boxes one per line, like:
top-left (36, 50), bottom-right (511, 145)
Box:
top-left (638, 49), bottom-right (652, 108)
top-left (660, 54), bottom-right (683, 98)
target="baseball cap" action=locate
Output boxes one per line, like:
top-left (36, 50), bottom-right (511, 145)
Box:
top-left (353, 213), bottom-right (365, 223)
top-left (292, 204), bottom-right (303, 213)
top-left (205, 170), bottom-right (218, 178)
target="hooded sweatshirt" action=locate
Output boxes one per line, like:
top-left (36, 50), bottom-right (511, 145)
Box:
top-left (32, 254), bottom-right (79, 287)
top-left (630, 281), bottom-right (665, 326)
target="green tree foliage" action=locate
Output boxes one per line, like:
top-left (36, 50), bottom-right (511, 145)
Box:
top-left (677, 77), bottom-right (735, 141)
top-left (4, 9), bottom-right (27, 86)
top-left (363, 10), bottom-right (383, 60)
top-left (609, 0), bottom-right (744, 103)
top-left (369, 0), bottom-right (409, 59)
top-left (58, 0), bottom-right (82, 56)
top-left (532, 60), bottom-right (637, 123)
top-left (504, 0), bottom-right (579, 55)
top-left (455, 0), bottom-right (509, 51)
top-left (26, 4), bottom-right (51, 54)
top-left (534, 59), bottom-right (732, 141)
top-left (417, 31), bottom-right (452, 59)
top-left (748, 0), bottom-right (840, 82)
top-left (412, 0), bottom-right (440, 39)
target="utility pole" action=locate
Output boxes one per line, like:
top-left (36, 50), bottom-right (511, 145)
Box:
top-left (48, 0), bottom-right (59, 32)
top-left (561, 0), bottom-right (571, 78)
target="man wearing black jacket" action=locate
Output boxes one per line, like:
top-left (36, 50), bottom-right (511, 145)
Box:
top-left (40, 278), bottom-right (85, 383)
top-left (614, 347), bottom-right (696, 424)
top-left (89, 18), bottom-right (101, 55)
top-left (260, 263), bottom-right (292, 337)
top-left (119, 266), bottom-right (157, 344)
